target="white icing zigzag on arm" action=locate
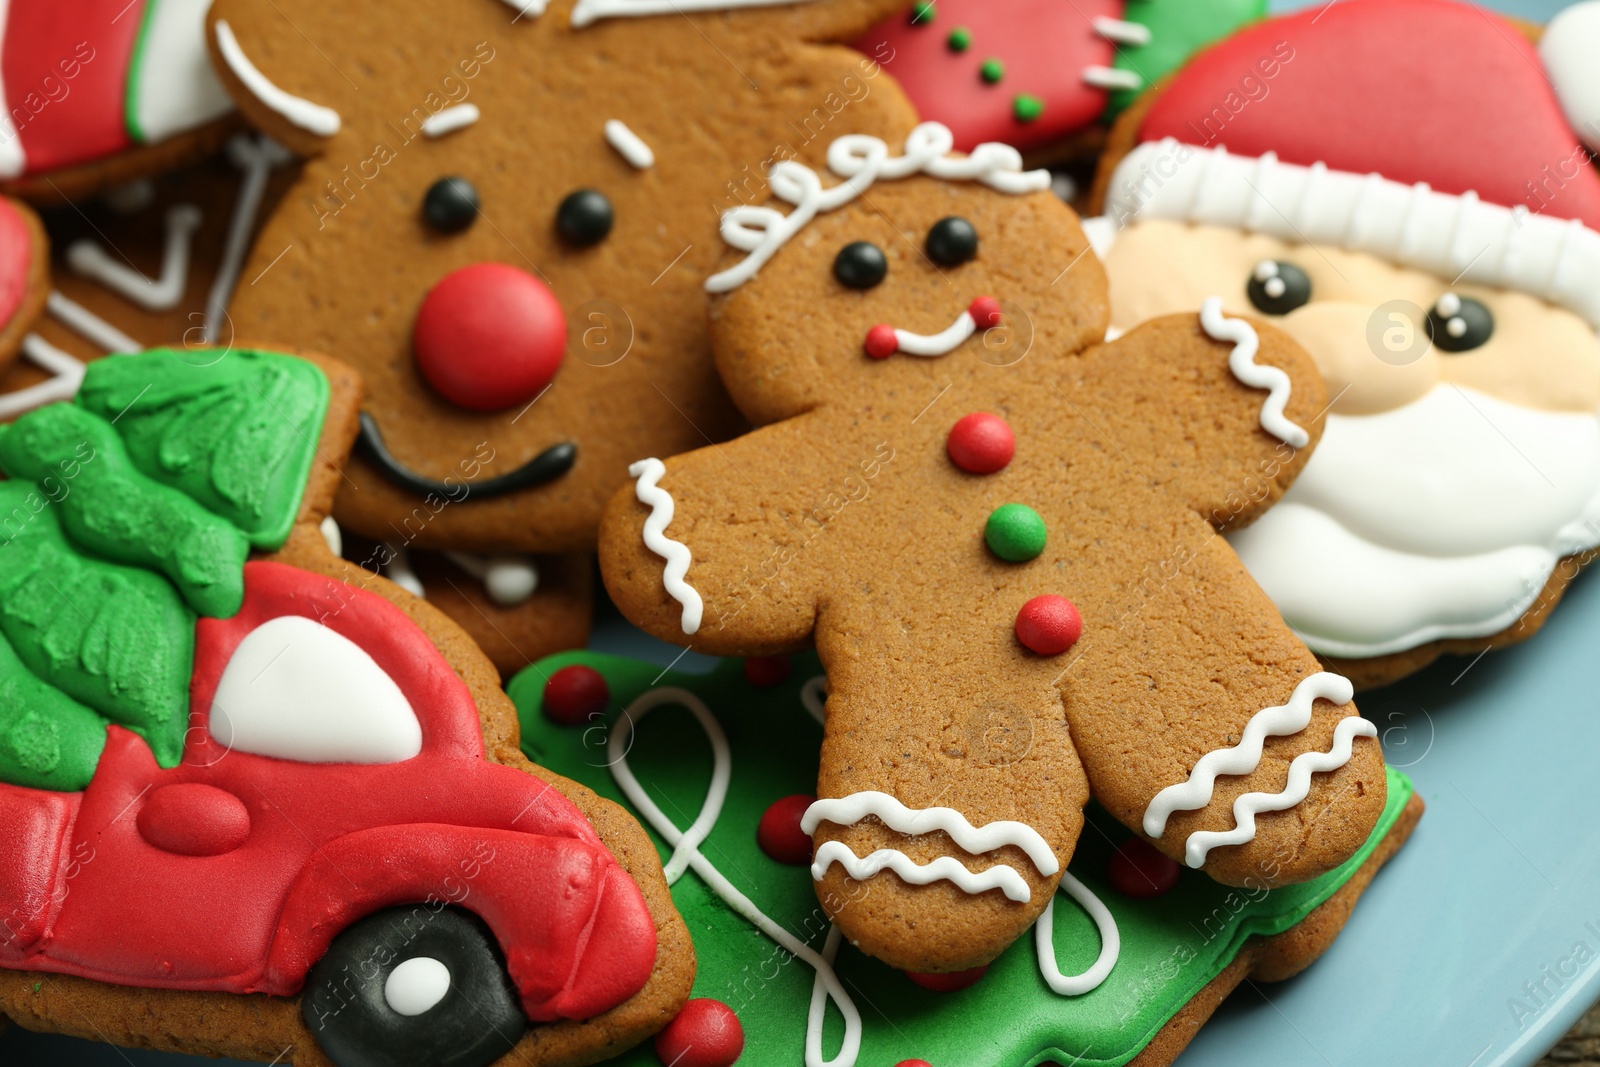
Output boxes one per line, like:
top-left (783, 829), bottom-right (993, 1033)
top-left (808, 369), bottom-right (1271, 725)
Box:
top-left (1180, 714), bottom-right (1378, 868)
top-left (811, 842), bottom-right (1033, 902)
top-left (1144, 671), bottom-right (1355, 841)
top-left (628, 457), bottom-right (704, 635)
top-left (1199, 296), bottom-right (1310, 449)
top-left (802, 790), bottom-right (1059, 877)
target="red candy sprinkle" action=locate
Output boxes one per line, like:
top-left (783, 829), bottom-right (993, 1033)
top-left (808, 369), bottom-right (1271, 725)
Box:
top-left (968, 295), bottom-right (1002, 329)
top-left (865, 323), bottom-right (899, 359)
top-left (946, 412), bottom-right (1015, 474)
top-left (743, 655), bottom-right (793, 687)
top-left (1014, 595), bottom-right (1082, 655)
top-left (1108, 838), bottom-right (1183, 899)
top-left (655, 998), bottom-right (744, 1067)
top-left (542, 665), bottom-right (609, 726)
top-left (905, 965), bottom-right (988, 993)
top-left (757, 794), bottom-right (816, 866)
top-left (412, 262), bottom-right (567, 411)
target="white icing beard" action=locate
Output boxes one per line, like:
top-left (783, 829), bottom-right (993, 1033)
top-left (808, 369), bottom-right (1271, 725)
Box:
top-left (1229, 386), bottom-right (1600, 658)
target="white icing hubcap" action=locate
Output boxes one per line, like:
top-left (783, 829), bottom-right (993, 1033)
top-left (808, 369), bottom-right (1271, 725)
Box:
top-left (384, 956), bottom-right (452, 1016)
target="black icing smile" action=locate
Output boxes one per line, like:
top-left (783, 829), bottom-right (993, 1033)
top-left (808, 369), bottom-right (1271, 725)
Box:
top-left (357, 412), bottom-right (577, 501)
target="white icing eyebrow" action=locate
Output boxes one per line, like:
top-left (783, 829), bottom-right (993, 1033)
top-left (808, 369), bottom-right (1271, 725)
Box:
top-left (422, 104), bottom-right (481, 139)
top-left (604, 119), bottom-right (654, 169)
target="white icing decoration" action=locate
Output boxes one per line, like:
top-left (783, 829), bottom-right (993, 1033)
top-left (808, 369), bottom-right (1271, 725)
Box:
top-left (0, 335), bottom-right (86, 421)
top-left (1081, 66), bottom-right (1142, 92)
top-left (1143, 673), bottom-right (1354, 855)
top-left (1034, 872), bottom-right (1120, 995)
top-left (603, 119), bottom-right (655, 169)
top-left (608, 687), bottom-right (861, 1067)
top-left (893, 307), bottom-right (977, 357)
top-left (383, 544), bottom-right (426, 598)
top-left (628, 458), bottom-right (703, 635)
top-left (204, 135), bottom-right (294, 345)
top-left (801, 791), bottom-right (1059, 877)
top-left (209, 615), bottom-right (423, 764)
top-left (443, 551), bottom-right (539, 606)
top-left (67, 205), bottom-right (201, 311)
top-left (708, 122), bottom-right (1050, 293)
top-left (1228, 386), bottom-right (1600, 658)
top-left (213, 19), bottom-right (342, 137)
top-left (572, 0), bottom-right (818, 28)
top-left (1436, 292), bottom-right (1461, 318)
top-left (1541, 1), bottom-right (1600, 155)
top-left (812, 842), bottom-right (1033, 901)
top-left (129, 0), bottom-right (234, 144)
top-left (800, 675), bottom-right (827, 724)
top-left (498, 0), bottom-right (550, 16)
top-left (1105, 139), bottom-right (1600, 329)
top-left (1199, 296), bottom-right (1309, 449)
top-left (1091, 16), bottom-right (1151, 46)
top-left (319, 516), bottom-right (342, 557)
top-left (0, 10), bottom-right (23, 180)
top-left (46, 291), bottom-right (144, 354)
top-left (1180, 715), bottom-right (1378, 868)
top-left (383, 957), bottom-right (451, 1016)
top-left (421, 104), bottom-right (480, 139)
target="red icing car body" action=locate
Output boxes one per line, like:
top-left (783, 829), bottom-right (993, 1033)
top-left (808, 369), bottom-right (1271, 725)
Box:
top-left (0, 561), bottom-right (655, 1024)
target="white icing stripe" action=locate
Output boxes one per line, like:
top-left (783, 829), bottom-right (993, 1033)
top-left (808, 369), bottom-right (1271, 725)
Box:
top-left (604, 119), bottom-right (654, 169)
top-left (800, 675), bottom-right (827, 724)
top-left (1035, 872), bottom-right (1120, 995)
top-left (213, 20), bottom-right (341, 137)
top-left (383, 544), bottom-right (425, 598)
top-left (66, 205), bottom-right (201, 311)
top-left (572, 0), bottom-right (818, 27)
top-left (628, 457), bottom-right (704, 635)
top-left (0, 336), bottom-right (86, 421)
top-left (442, 551), bottom-right (539, 606)
top-left (1143, 672), bottom-right (1354, 839)
top-left (1081, 66), bottom-right (1142, 91)
top-left (1200, 297), bottom-right (1309, 449)
top-left (895, 310), bottom-right (975, 356)
top-left (319, 516), bottom-right (342, 557)
top-left (498, 0), bottom-right (550, 16)
top-left (1180, 715), bottom-right (1378, 868)
top-left (811, 841), bottom-right (1033, 902)
top-left (422, 104), bottom-right (480, 139)
top-left (708, 122), bottom-right (1050, 293)
top-left (204, 135), bottom-right (293, 345)
top-left (0, 0), bottom-right (26, 179)
top-left (801, 791), bottom-right (1059, 877)
top-left (1091, 16), bottom-right (1151, 46)
top-left (47, 291), bottom-right (143, 354)
top-left (609, 687), bottom-right (861, 1067)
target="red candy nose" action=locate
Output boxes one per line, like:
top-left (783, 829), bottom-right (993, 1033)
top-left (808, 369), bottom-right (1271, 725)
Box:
top-left (412, 262), bottom-right (567, 411)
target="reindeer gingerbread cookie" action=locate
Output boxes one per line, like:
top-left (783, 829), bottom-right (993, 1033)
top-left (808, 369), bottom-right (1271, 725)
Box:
top-left (200, 0), bottom-right (920, 672)
top-left (600, 122), bottom-right (1388, 971)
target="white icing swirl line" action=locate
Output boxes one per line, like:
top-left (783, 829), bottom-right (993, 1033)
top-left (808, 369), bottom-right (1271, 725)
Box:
top-left (1180, 714), bottom-right (1378, 868)
top-left (1035, 871), bottom-right (1120, 995)
top-left (205, 135), bottom-right (294, 345)
top-left (213, 20), bottom-right (341, 137)
top-left (422, 104), bottom-right (480, 139)
top-left (0, 336), bottom-right (86, 421)
top-left (609, 687), bottom-right (861, 1067)
top-left (46, 291), bottom-right (143, 354)
top-left (572, 0), bottom-right (819, 27)
top-left (812, 842), bottom-right (1033, 902)
top-left (67, 205), bottom-right (201, 311)
top-left (1199, 296), bottom-right (1310, 449)
top-left (1143, 671), bottom-right (1355, 845)
top-left (628, 457), bottom-right (704, 635)
top-left (604, 119), bottom-right (655, 169)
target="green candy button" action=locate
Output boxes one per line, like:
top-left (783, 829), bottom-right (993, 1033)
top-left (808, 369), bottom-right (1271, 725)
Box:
top-left (985, 503), bottom-right (1047, 562)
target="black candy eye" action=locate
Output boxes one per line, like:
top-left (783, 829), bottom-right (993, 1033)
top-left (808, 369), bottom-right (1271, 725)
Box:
top-left (422, 177), bottom-right (479, 234)
top-left (1426, 292), bottom-right (1493, 352)
top-left (833, 241), bottom-right (888, 289)
top-left (925, 216), bottom-right (978, 266)
top-left (555, 189), bottom-right (613, 246)
top-left (1246, 259), bottom-right (1311, 315)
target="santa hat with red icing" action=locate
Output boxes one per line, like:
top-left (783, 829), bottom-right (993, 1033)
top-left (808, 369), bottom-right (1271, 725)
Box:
top-left (1101, 0), bottom-right (1600, 328)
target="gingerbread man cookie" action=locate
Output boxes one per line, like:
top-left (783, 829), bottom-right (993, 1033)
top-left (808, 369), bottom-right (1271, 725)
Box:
top-left (600, 122), bottom-right (1387, 971)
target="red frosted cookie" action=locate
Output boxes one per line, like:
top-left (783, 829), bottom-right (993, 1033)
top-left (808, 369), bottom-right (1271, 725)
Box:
top-left (0, 196), bottom-right (47, 373)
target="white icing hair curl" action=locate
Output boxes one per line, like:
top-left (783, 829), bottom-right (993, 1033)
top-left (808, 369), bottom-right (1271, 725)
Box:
top-left (706, 122), bottom-right (1052, 293)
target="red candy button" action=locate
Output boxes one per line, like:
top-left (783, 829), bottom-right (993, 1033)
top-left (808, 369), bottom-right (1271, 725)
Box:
top-left (905, 965), bottom-right (988, 992)
top-left (865, 323), bottom-right (899, 359)
top-left (743, 655), bottom-right (793, 687)
top-left (1108, 838), bottom-right (1183, 899)
top-left (542, 664), bottom-right (609, 726)
top-left (1015, 595), bottom-right (1082, 655)
top-left (946, 412), bottom-right (1014, 473)
top-left (655, 998), bottom-right (744, 1067)
top-left (412, 262), bottom-right (567, 411)
top-left (968, 295), bottom-right (1002, 329)
top-left (757, 794), bottom-right (816, 866)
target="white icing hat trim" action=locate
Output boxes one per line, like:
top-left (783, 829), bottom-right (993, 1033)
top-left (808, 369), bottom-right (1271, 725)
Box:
top-left (708, 122), bottom-right (1051, 293)
top-left (572, 0), bottom-right (817, 27)
top-left (1541, 1), bottom-right (1600, 155)
top-left (1104, 138), bottom-right (1600, 329)
top-left (213, 19), bottom-right (341, 137)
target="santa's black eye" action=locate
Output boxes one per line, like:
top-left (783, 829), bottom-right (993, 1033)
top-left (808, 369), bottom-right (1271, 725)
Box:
top-left (555, 189), bottom-right (613, 246)
top-left (1427, 293), bottom-right (1493, 353)
top-left (1246, 260), bottom-right (1311, 315)
top-left (833, 241), bottom-right (888, 289)
top-left (422, 177), bottom-right (479, 234)
top-left (926, 216), bottom-right (978, 266)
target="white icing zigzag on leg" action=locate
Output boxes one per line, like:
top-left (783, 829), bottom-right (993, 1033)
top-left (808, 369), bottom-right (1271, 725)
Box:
top-left (801, 790), bottom-right (1059, 877)
top-left (811, 841), bottom-right (1034, 902)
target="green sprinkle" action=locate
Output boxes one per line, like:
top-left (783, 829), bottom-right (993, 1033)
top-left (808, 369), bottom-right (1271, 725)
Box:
top-left (1013, 94), bottom-right (1045, 122)
top-left (985, 504), bottom-right (1047, 562)
top-left (947, 27), bottom-right (972, 52)
top-left (909, 0), bottom-right (935, 24)
top-left (980, 57), bottom-right (1004, 84)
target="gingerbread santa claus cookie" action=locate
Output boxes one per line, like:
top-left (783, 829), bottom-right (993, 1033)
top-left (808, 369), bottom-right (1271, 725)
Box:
top-left (600, 122), bottom-right (1388, 971)
top-left (1089, 0), bottom-right (1600, 689)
